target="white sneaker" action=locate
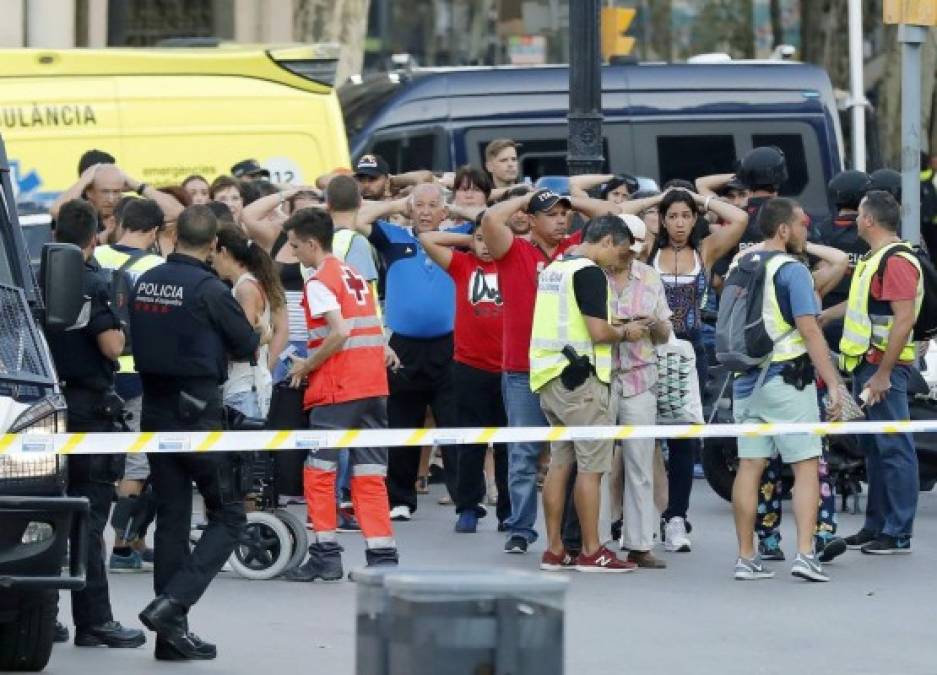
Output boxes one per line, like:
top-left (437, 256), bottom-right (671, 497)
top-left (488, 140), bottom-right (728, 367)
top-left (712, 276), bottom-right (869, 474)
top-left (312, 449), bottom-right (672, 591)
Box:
top-left (390, 505), bottom-right (412, 522)
top-left (664, 517), bottom-right (692, 552)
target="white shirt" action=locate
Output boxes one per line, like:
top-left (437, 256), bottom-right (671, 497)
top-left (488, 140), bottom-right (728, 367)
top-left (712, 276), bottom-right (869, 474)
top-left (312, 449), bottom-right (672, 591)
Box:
top-left (305, 280), bottom-right (340, 318)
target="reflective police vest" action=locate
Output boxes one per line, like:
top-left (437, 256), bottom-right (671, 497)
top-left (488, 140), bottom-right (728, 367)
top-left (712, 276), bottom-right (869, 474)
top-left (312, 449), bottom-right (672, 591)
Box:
top-left (94, 244), bottom-right (164, 374)
top-left (529, 257), bottom-right (611, 393)
top-left (301, 256), bottom-right (388, 408)
top-left (839, 242), bottom-right (923, 372)
top-left (762, 254), bottom-right (809, 363)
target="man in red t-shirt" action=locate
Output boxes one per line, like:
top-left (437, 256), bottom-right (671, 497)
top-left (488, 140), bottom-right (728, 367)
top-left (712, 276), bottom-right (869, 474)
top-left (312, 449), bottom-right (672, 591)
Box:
top-left (479, 188), bottom-right (661, 554)
top-left (420, 228), bottom-right (509, 533)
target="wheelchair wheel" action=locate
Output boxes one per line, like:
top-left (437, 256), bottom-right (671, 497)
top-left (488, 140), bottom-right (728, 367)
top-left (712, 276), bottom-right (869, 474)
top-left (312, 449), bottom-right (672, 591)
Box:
top-left (274, 509), bottom-right (309, 571)
top-left (228, 511), bottom-right (292, 580)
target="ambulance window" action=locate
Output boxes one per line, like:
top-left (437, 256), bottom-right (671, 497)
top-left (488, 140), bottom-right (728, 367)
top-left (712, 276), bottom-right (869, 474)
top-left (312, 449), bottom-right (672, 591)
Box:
top-left (752, 134), bottom-right (808, 196)
top-left (371, 132), bottom-right (438, 173)
top-left (656, 135), bottom-right (736, 186)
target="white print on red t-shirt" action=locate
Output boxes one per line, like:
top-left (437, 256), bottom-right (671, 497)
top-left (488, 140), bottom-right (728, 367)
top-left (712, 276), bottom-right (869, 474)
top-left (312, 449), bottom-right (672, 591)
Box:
top-left (341, 266), bottom-right (370, 305)
top-left (468, 267), bottom-right (502, 306)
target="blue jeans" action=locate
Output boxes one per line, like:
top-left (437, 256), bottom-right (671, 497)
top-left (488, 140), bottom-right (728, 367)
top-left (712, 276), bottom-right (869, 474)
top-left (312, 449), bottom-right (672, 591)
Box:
top-left (852, 362), bottom-right (918, 538)
top-left (502, 372), bottom-right (548, 544)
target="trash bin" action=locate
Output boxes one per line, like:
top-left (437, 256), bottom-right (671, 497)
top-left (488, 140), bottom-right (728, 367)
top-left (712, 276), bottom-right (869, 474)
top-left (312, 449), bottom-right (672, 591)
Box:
top-left (380, 571), bottom-right (568, 675)
top-left (352, 566), bottom-right (471, 675)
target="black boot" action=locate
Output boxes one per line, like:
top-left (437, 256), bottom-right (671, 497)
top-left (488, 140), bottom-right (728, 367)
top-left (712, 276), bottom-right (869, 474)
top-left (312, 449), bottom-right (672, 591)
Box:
top-left (281, 542), bottom-right (344, 582)
top-left (74, 620), bottom-right (146, 648)
top-left (139, 596), bottom-right (216, 660)
top-left (365, 547), bottom-right (399, 567)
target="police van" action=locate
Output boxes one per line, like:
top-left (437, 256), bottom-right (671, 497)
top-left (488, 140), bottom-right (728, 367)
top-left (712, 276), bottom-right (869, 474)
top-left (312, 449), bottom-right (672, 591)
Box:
top-left (0, 44), bottom-right (350, 210)
top-left (340, 60), bottom-right (844, 222)
top-left (0, 134), bottom-right (90, 672)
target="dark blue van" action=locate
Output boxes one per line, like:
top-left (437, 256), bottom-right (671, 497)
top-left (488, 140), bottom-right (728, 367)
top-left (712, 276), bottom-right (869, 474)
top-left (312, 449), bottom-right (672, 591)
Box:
top-left (340, 62), bottom-right (844, 221)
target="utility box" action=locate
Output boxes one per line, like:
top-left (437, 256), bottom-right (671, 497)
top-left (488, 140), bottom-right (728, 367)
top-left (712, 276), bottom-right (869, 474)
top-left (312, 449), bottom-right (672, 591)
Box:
top-left (366, 570), bottom-right (568, 675)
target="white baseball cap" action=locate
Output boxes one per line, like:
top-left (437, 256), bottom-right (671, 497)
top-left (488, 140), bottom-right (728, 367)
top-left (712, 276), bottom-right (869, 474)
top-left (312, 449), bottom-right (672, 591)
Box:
top-left (618, 213), bottom-right (647, 253)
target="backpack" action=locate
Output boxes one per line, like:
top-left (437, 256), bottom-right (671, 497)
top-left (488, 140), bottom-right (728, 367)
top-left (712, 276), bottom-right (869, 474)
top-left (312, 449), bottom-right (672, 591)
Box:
top-left (715, 250), bottom-right (795, 373)
top-left (106, 251), bottom-right (148, 357)
top-left (875, 243), bottom-right (937, 342)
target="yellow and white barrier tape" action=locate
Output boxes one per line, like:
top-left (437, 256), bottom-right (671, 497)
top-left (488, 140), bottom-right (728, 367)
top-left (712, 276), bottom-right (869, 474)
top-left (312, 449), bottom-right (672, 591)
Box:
top-left (0, 419), bottom-right (932, 456)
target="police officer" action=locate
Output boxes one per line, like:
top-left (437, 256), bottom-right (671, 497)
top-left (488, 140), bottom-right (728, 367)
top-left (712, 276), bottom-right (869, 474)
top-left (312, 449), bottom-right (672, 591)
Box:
top-left (869, 168), bottom-right (902, 203)
top-left (819, 170), bottom-right (872, 347)
top-left (47, 200), bottom-right (146, 649)
top-left (133, 205), bottom-right (259, 661)
top-left (736, 146), bottom-right (789, 249)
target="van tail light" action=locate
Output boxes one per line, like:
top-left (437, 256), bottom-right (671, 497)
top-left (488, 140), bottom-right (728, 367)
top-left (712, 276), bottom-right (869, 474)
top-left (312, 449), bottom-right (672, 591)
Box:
top-left (275, 59), bottom-right (338, 87)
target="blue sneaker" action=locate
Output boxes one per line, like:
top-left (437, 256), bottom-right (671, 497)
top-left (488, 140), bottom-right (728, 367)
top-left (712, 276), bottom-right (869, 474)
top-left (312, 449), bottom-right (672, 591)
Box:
top-left (861, 535), bottom-right (911, 555)
top-left (455, 510), bottom-right (478, 533)
top-left (109, 550), bottom-right (144, 573)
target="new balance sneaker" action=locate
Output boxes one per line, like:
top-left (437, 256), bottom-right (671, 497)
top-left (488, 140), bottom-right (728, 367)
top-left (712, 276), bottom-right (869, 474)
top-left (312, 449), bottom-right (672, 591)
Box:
top-left (663, 517), bottom-right (692, 552)
top-left (389, 505), bottom-right (412, 522)
top-left (734, 555), bottom-right (775, 580)
top-left (574, 546), bottom-right (636, 573)
top-left (109, 550), bottom-right (144, 573)
top-left (816, 536), bottom-right (847, 563)
top-left (843, 528), bottom-right (876, 550)
top-left (791, 552), bottom-right (829, 582)
top-left (758, 534), bottom-right (785, 561)
top-left (860, 535), bottom-right (911, 555)
top-left (540, 549), bottom-right (575, 571)
top-left (455, 510), bottom-right (478, 534)
top-left (503, 535), bottom-right (528, 554)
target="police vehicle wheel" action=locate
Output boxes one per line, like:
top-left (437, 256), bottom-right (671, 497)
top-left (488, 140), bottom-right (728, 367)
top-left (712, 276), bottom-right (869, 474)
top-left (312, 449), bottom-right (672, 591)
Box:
top-left (0, 590), bottom-right (56, 671)
top-left (272, 509), bottom-right (309, 571)
top-left (701, 438), bottom-right (737, 503)
top-left (228, 511), bottom-right (292, 580)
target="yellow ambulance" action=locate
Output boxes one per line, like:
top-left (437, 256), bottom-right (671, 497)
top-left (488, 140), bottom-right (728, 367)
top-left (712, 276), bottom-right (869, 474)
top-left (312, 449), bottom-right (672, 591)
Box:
top-left (0, 44), bottom-right (349, 207)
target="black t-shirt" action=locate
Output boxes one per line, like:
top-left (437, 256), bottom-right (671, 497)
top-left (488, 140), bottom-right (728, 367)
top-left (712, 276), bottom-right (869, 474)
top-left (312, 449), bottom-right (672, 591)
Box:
top-left (572, 265), bottom-right (609, 320)
top-left (48, 259), bottom-right (120, 390)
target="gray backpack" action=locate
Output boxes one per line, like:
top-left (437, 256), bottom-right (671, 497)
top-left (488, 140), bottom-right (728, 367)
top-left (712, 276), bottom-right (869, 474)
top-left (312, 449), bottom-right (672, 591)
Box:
top-left (715, 250), bottom-right (795, 373)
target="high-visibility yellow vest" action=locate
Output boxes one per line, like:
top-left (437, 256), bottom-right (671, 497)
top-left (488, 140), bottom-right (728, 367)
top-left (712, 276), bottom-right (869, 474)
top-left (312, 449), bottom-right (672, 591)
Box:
top-left (93, 245), bottom-right (164, 374)
top-left (763, 254), bottom-right (809, 363)
top-left (529, 257), bottom-right (611, 392)
top-left (839, 241), bottom-right (923, 372)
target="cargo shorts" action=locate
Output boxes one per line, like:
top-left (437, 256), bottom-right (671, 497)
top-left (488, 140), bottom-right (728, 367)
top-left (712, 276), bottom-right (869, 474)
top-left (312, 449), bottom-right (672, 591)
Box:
top-left (538, 375), bottom-right (613, 474)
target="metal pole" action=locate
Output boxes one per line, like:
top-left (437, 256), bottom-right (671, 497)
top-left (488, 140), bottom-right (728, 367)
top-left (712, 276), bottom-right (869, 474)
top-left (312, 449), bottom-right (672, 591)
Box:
top-left (898, 24), bottom-right (926, 246)
top-left (567, 0), bottom-right (604, 176)
top-left (847, 0), bottom-right (866, 171)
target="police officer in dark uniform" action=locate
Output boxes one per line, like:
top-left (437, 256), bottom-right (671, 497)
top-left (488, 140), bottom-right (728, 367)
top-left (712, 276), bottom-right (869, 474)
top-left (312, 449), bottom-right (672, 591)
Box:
top-left (818, 170), bottom-right (872, 347)
top-left (133, 205), bottom-right (259, 661)
top-left (47, 200), bottom-right (146, 649)
top-left (869, 168), bottom-right (902, 202)
top-left (736, 146), bottom-right (789, 248)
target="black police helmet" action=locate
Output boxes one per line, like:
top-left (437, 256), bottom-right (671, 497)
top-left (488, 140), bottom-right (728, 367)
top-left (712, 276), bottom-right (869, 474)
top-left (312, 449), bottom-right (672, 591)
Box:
top-left (828, 170), bottom-right (872, 210)
top-left (869, 168), bottom-right (902, 202)
top-left (737, 146), bottom-right (788, 191)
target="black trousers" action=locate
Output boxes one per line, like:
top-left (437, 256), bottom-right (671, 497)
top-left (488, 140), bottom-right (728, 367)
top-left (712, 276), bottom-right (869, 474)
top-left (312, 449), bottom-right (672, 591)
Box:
top-left (67, 482), bottom-right (114, 628)
top-left (386, 333), bottom-right (458, 513)
top-left (268, 383), bottom-right (308, 497)
top-left (63, 386), bottom-right (122, 629)
top-left (141, 382), bottom-right (246, 608)
top-left (452, 362), bottom-right (509, 522)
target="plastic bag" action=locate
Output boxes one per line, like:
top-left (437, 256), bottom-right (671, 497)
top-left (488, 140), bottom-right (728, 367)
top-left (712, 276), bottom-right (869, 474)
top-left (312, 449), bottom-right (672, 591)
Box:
top-left (655, 336), bottom-right (704, 424)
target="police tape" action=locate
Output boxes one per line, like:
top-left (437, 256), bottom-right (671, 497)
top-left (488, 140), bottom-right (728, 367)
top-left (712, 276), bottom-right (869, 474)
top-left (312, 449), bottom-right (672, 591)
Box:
top-left (0, 419), bottom-right (934, 456)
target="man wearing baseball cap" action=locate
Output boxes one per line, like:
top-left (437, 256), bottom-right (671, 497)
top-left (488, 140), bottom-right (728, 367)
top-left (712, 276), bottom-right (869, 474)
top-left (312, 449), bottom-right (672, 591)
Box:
top-left (480, 188), bottom-right (655, 556)
top-left (605, 213), bottom-right (673, 569)
top-left (230, 159), bottom-right (270, 181)
top-left (354, 154), bottom-right (391, 200)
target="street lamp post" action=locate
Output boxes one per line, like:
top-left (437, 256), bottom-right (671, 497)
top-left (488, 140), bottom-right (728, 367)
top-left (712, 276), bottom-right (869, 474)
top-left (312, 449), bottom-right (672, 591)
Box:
top-left (567, 0), bottom-right (604, 176)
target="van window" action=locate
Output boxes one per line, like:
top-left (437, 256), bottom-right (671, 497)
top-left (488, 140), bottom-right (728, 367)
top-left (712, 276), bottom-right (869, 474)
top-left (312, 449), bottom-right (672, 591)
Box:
top-left (371, 132), bottom-right (438, 173)
top-left (752, 134), bottom-right (808, 196)
top-left (656, 135), bottom-right (736, 186)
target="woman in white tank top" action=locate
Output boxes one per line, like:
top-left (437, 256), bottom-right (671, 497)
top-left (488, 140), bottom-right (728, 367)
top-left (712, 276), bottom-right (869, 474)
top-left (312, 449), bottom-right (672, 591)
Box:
top-left (212, 226), bottom-right (286, 418)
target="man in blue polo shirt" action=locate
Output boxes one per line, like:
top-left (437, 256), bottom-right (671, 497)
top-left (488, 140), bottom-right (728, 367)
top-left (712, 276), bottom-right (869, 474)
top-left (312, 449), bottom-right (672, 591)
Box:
top-left (355, 182), bottom-right (473, 520)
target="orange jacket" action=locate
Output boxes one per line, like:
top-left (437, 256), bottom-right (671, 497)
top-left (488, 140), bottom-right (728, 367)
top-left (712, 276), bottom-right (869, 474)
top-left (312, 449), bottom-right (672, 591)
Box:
top-left (301, 256), bottom-right (388, 408)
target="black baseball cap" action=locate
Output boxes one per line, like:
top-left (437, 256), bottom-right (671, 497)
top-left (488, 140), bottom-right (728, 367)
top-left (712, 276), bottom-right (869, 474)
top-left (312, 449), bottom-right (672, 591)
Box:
top-left (722, 177), bottom-right (747, 194)
top-left (231, 159), bottom-right (270, 179)
top-left (527, 189), bottom-right (572, 215)
top-left (354, 154), bottom-right (390, 178)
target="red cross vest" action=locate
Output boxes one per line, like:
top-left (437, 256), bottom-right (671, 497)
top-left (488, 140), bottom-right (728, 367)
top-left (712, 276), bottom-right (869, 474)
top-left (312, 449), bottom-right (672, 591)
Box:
top-left (301, 256), bottom-right (388, 408)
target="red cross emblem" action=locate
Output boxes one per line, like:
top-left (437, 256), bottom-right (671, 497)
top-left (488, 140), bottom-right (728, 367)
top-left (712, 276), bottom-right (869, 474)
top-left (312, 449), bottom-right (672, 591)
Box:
top-left (342, 267), bottom-right (370, 305)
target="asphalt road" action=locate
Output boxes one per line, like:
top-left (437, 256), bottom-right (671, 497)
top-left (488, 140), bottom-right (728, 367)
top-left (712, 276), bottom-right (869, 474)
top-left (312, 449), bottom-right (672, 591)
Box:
top-left (50, 479), bottom-right (937, 675)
